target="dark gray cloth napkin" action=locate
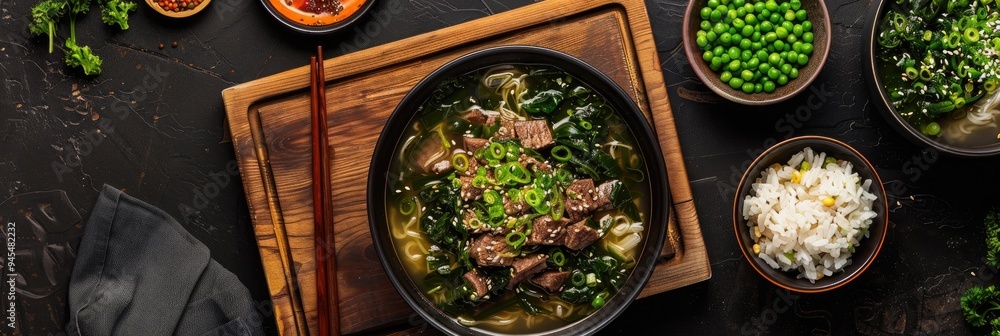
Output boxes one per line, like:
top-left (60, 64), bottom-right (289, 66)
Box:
top-left (65, 185), bottom-right (264, 336)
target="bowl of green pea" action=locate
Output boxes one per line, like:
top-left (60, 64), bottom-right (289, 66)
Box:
top-left (683, 0), bottom-right (831, 105)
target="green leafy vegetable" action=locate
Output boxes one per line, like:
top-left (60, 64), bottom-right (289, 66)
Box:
top-left (101, 0), bottom-right (136, 30)
top-left (64, 38), bottom-right (102, 76)
top-left (28, 0), bottom-right (66, 53)
top-left (987, 211), bottom-right (1000, 266)
top-left (962, 285), bottom-right (1000, 332)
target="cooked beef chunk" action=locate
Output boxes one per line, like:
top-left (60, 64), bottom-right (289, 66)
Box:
top-left (530, 271), bottom-right (570, 293)
top-left (462, 109), bottom-right (488, 125)
top-left (464, 271), bottom-right (490, 300)
top-left (593, 180), bottom-right (618, 211)
top-left (563, 221), bottom-right (601, 250)
top-left (463, 137), bottom-right (489, 153)
top-left (460, 176), bottom-right (484, 201)
top-left (513, 120), bottom-right (554, 149)
top-left (493, 117), bottom-right (518, 140)
top-left (565, 179), bottom-right (597, 221)
top-left (503, 192), bottom-right (528, 216)
top-left (431, 160), bottom-right (452, 174)
top-left (526, 215), bottom-right (570, 246)
top-left (507, 254), bottom-right (548, 289)
top-left (469, 234), bottom-right (514, 267)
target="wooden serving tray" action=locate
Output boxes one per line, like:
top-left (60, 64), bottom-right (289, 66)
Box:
top-left (221, 0), bottom-right (711, 334)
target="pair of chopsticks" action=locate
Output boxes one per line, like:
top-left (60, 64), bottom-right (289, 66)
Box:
top-left (310, 46), bottom-right (340, 336)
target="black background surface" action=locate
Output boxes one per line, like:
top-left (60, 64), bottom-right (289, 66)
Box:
top-left (2, 0), bottom-right (999, 334)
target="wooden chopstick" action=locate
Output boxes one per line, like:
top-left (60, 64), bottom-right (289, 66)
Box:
top-left (311, 46), bottom-right (341, 336)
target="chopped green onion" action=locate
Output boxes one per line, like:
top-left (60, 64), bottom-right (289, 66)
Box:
top-left (487, 142), bottom-right (506, 160)
top-left (586, 273), bottom-right (598, 287)
top-left (483, 190), bottom-right (500, 205)
top-left (452, 153), bottom-right (470, 172)
top-left (551, 251), bottom-right (566, 266)
top-left (551, 145), bottom-right (572, 162)
top-left (570, 271), bottom-right (586, 287)
top-left (506, 231), bottom-right (526, 248)
top-left (399, 196), bottom-right (417, 215)
top-left (524, 189), bottom-right (543, 207)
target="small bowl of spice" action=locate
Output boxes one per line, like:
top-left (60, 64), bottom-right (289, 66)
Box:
top-left (262, 0), bottom-right (375, 34)
top-left (146, 0), bottom-right (210, 17)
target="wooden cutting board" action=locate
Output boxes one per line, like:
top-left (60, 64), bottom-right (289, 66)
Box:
top-left (221, 0), bottom-right (712, 334)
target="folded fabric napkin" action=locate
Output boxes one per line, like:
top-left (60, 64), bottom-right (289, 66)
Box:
top-left (65, 185), bottom-right (264, 336)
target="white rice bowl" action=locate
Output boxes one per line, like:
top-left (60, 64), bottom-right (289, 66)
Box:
top-left (742, 147), bottom-right (878, 283)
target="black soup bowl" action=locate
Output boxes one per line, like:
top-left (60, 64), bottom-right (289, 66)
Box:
top-left (367, 45), bottom-right (669, 335)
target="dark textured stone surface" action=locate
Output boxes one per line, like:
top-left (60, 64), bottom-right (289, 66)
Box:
top-left (1, 0), bottom-right (999, 334)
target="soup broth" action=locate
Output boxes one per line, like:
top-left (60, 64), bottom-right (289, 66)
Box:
top-left (384, 64), bottom-right (651, 333)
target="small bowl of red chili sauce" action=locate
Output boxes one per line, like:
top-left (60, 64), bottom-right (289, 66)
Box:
top-left (263, 0), bottom-right (375, 34)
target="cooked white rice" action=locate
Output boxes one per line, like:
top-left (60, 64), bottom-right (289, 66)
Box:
top-left (742, 147), bottom-right (878, 283)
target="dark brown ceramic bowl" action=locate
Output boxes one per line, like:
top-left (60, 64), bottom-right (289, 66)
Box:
top-left (733, 136), bottom-right (888, 293)
top-left (683, 0), bottom-right (832, 105)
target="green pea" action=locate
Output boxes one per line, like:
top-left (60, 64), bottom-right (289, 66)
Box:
top-left (711, 57), bottom-right (723, 69)
top-left (728, 60), bottom-right (741, 72)
top-left (715, 5), bottom-right (727, 14)
top-left (733, 18), bottom-right (746, 30)
top-left (777, 74), bottom-right (788, 85)
top-left (789, 67), bottom-right (799, 78)
top-left (759, 63), bottom-right (771, 73)
top-left (742, 25), bottom-right (755, 37)
top-left (763, 80), bottom-right (776, 93)
top-left (765, 0), bottom-right (778, 11)
top-left (707, 31), bottom-right (717, 42)
top-left (746, 57), bottom-right (760, 69)
top-left (742, 82), bottom-right (755, 93)
top-left (760, 21), bottom-right (773, 32)
top-left (781, 63), bottom-right (793, 75)
top-left (753, 2), bottom-right (765, 12)
top-left (774, 40), bottom-right (786, 51)
top-left (713, 46), bottom-right (725, 55)
top-left (775, 27), bottom-right (789, 39)
top-left (790, 0), bottom-right (801, 11)
top-left (741, 49), bottom-right (753, 61)
top-left (741, 69), bottom-right (754, 81)
top-left (731, 33), bottom-right (743, 44)
top-left (703, 50), bottom-right (713, 61)
top-left (792, 24), bottom-right (803, 37)
top-left (707, 0), bottom-right (719, 8)
top-left (764, 32), bottom-right (777, 42)
top-left (697, 36), bottom-right (709, 48)
top-left (797, 54), bottom-right (808, 65)
top-left (720, 0), bottom-right (729, 5)
top-left (720, 33), bottom-right (732, 44)
top-left (801, 43), bottom-right (813, 55)
top-left (720, 71), bottom-right (733, 82)
top-left (784, 10), bottom-right (796, 21)
top-left (770, 13), bottom-right (781, 24)
top-left (792, 41), bottom-right (803, 52)
top-left (737, 7), bottom-right (747, 18)
top-left (728, 47), bottom-right (741, 59)
top-left (756, 50), bottom-right (769, 62)
top-left (780, 2), bottom-right (790, 13)
top-left (741, 39), bottom-right (753, 49)
top-left (779, 51), bottom-right (788, 60)
top-left (727, 9), bottom-right (739, 21)
top-left (752, 31), bottom-right (762, 42)
top-left (745, 14), bottom-right (758, 25)
top-left (786, 34), bottom-right (798, 44)
top-left (795, 9), bottom-right (807, 21)
top-left (803, 32), bottom-right (814, 43)
top-left (701, 6), bottom-right (713, 19)
top-left (711, 9), bottom-right (723, 21)
top-left (720, 54), bottom-right (731, 63)
top-left (733, 0), bottom-right (744, 7)
top-left (751, 41), bottom-right (762, 50)
top-left (781, 21), bottom-right (794, 32)
top-left (755, 83), bottom-right (763, 93)
top-left (802, 21), bottom-right (812, 32)
top-left (768, 52), bottom-right (781, 65)
top-left (729, 77), bottom-right (744, 89)
top-left (701, 20), bottom-right (712, 31)
top-left (787, 50), bottom-right (798, 62)
top-left (767, 67), bottom-right (781, 79)
top-left (713, 22), bottom-right (727, 35)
